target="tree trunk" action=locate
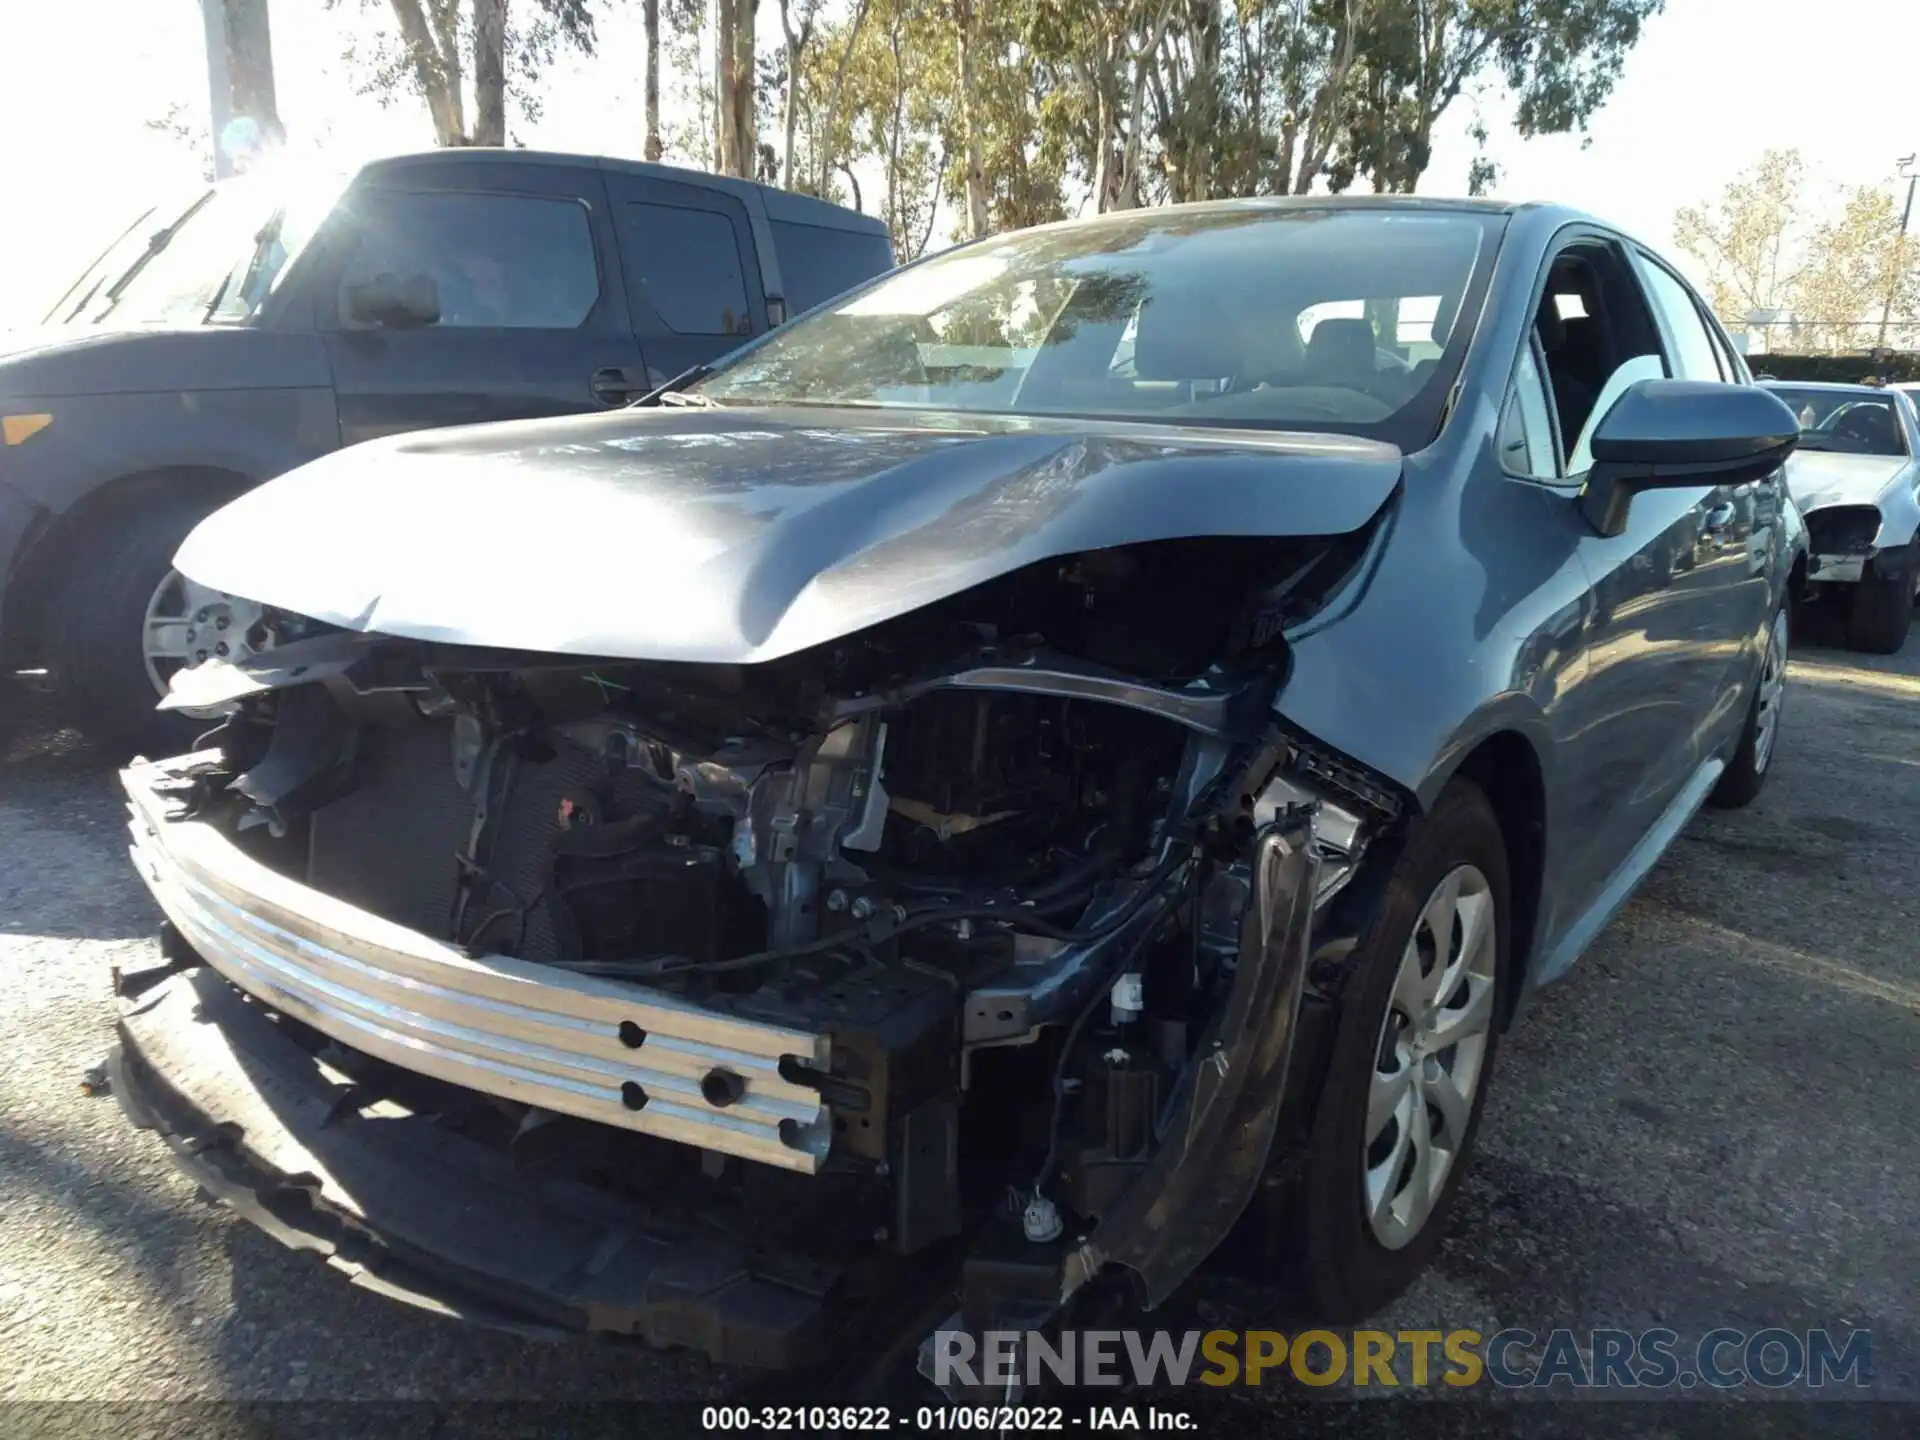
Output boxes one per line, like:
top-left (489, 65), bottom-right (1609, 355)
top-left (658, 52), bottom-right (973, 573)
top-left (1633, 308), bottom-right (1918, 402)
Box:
top-left (779, 1), bottom-right (811, 190)
top-left (471, 0), bottom-right (508, 146)
top-left (219, 0), bottom-right (284, 165)
top-left (387, 0), bottom-right (466, 144)
top-left (885, 15), bottom-right (906, 247)
top-left (644, 0), bottom-right (663, 160)
top-left (1111, 0), bottom-right (1174, 210)
top-left (814, 0), bottom-right (869, 193)
top-left (1183, 0), bottom-right (1221, 202)
top-left (715, 0), bottom-right (757, 178)
top-left (955, 0), bottom-right (990, 238)
top-left (782, 54), bottom-right (801, 189)
top-left (1091, 84), bottom-right (1116, 212)
top-left (735, 0), bottom-right (758, 179)
top-left (1292, 0), bottom-right (1368, 193)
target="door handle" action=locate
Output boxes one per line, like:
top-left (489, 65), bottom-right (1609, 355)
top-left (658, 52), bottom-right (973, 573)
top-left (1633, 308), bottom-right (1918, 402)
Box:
top-left (591, 366), bottom-right (648, 406)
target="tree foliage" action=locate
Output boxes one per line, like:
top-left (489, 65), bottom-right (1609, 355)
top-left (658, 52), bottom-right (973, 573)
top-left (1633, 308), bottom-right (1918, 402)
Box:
top-left (313, 0), bottom-right (1661, 264)
top-left (1673, 148), bottom-right (1805, 324)
top-left (328, 0), bottom-right (599, 145)
top-left (1675, 149), bottom-right (1920, 354)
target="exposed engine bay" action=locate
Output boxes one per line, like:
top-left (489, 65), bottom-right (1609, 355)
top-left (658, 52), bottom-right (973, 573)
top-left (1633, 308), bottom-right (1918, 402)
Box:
top-left (130, 533), bottom-right (1394, 1364)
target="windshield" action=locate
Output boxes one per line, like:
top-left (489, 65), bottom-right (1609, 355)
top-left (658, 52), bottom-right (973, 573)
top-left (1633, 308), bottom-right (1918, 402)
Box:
top-left (694, 206), bottom-right (1501, 446)
top-left (40, 194), bottom-right (185, 326)
top-left (1767, 386), bottom-right (1909, 457)
top-left (55, 169), bottom-right (346, 329)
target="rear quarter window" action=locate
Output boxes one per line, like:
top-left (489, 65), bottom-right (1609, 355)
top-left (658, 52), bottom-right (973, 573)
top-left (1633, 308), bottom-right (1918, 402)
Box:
top-left (771, 219), bottom-right (896, 314)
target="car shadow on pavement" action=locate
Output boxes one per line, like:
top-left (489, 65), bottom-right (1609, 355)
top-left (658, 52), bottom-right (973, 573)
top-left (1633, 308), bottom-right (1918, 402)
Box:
top-left (0, 1110), bottom-right (236, 1344)
top-left (2, 682), bottom-right (112, 778)
top-left (0, 682), bottom-right (159, 942)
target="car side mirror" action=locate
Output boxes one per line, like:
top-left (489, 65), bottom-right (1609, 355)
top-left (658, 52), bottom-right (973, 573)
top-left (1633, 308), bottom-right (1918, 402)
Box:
top-left (341, 271), bottom-right (441, 329)
top-left (1577, 379), bottom-right (1799, 537)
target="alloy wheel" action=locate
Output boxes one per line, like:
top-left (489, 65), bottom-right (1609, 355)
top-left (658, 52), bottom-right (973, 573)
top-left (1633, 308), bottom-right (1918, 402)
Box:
top-left (1364, 863), bottom-right (1498, 1251)
top-left (1753, 608), bottom-right (1788, 774)
top-left (142, 569), bottom-right (270, 716)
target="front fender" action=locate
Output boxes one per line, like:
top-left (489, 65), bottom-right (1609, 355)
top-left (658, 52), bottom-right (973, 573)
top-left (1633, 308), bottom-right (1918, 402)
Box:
top-left (1874, 484), bottom-right (1920, 550)
top-left (0, 387), bottom-right (338, 515)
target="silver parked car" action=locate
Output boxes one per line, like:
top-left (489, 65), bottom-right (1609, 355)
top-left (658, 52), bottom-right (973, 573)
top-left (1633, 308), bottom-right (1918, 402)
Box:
top-left (1763, 381), bottom-right (1920, 652)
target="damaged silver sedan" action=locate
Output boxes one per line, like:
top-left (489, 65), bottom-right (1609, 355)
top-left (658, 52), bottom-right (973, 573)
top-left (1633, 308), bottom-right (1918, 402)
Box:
top-left (107, 198), bottom-right (1805, 1381)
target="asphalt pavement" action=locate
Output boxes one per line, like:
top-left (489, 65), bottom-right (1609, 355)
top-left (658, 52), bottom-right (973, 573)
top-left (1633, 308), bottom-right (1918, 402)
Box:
top-left (2, 632), bottom-right (1917, 1432)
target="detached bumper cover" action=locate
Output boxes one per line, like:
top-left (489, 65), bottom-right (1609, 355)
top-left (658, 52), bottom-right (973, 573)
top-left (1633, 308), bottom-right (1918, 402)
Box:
top-left (110, 967), bottom-right (840, 1362)
top-left (122, 757), bottom-right (832, 1173)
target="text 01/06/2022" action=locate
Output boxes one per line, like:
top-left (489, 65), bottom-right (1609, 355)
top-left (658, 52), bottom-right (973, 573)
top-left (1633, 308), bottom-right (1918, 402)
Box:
top-left (700, 1405), bottom-right (1198, 1431)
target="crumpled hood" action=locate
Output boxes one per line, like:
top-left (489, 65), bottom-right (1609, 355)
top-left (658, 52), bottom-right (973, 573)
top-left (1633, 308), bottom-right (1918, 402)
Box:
top-left (174, 406), bottom-right (1402, 665)
top-left (1784, 451), bottom-right (1911, 513)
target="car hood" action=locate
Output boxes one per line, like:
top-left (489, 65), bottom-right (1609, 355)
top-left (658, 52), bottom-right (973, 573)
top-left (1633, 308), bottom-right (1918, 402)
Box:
top-left (0, 324), bottom-right (324, 398)
top-left (174, 406), bottom-right (1403, 665)
top-left (1784, 450), bottom-right (1911, 513)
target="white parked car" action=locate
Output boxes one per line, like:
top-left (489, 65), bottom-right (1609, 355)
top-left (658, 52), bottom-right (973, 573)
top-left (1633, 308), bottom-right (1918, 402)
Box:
top-left (1763, 381), bottom-right (1920, 652)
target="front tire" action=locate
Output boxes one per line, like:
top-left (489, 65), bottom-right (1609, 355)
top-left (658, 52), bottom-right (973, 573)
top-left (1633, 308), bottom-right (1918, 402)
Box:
top-left (1265, 780), bottom-right (1511, 1322)
top-left (1708, 605), bottom-right (1787, 810)
top-left (1845, 542), bottom-right (1915, 654)
top-left (49, 490), bottom-right (242, 756)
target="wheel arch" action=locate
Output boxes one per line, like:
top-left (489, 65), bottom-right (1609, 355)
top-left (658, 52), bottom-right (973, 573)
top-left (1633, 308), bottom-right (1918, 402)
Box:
top-left (1442, 729), bottom-right (1547, 1030)
top-left (1274, 721), bottom-right (1546, 1157)
top-left (2, 466), bottom-right (256, 668)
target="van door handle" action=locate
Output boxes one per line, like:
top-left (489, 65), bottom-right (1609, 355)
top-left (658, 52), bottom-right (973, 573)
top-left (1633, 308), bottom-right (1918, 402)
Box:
top-left (591, 366), bottom-right (648, 405)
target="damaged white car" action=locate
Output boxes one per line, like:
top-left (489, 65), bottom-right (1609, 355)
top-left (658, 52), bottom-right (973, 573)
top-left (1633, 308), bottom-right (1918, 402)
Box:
top-left (1764, 380), bottom-right (1920, 652)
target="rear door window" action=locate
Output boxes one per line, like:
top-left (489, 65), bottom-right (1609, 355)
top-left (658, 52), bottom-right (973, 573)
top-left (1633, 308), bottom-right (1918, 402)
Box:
top-left (770, 219), bottom-right (896, 314)
top-left (617, 200), bottom-right (754, 335)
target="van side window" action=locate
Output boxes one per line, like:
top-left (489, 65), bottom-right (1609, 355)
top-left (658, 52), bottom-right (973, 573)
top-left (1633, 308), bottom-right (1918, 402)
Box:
top-left (618, 202), bottom-right (752, 335)
top-left (335, 191), bottom-right (599, 330)
top-left (771, 219), bottom-right (895, 314)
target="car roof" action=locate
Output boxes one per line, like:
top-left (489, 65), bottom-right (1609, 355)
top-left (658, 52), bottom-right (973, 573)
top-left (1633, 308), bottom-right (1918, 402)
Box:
top-left (350, 148), bottom-right (888, 235)
top-left (939, 192), bottom-right (1678, 258)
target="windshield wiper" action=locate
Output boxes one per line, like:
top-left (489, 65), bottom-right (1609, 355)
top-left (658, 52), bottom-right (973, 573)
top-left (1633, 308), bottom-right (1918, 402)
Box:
top-left (93, 191), bottom-right (217, 320)
top-left (634, 363), bottom-right (715, 406)
top-left (656, 390), bottom-right (720, 408)
top-left (202, 213), bottom-right (283, 324)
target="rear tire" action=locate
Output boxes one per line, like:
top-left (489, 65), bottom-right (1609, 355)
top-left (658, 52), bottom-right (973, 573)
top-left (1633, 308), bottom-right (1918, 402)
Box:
top-left (49, 490), bottom-right (226, 757)
top-left (1845, 543), bottom-right (1915, 654)
top-left (1708, 605), bottom-right (1788, 810)
top-left (1260, 780), bottom-right (1510, 1322)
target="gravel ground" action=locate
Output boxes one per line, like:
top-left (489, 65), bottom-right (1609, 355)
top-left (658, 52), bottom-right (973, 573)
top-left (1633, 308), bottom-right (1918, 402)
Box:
top-left (3, 631), bottom-right (1917, 1430)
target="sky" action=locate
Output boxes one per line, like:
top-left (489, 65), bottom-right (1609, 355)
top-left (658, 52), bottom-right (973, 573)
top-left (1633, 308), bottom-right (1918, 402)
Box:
top-left (2, 0), bottom-right (1917, 327)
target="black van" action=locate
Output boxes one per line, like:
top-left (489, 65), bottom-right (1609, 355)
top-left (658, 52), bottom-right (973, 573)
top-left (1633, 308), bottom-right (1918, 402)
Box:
top-left (0, 149), bottom-right (894, 745)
